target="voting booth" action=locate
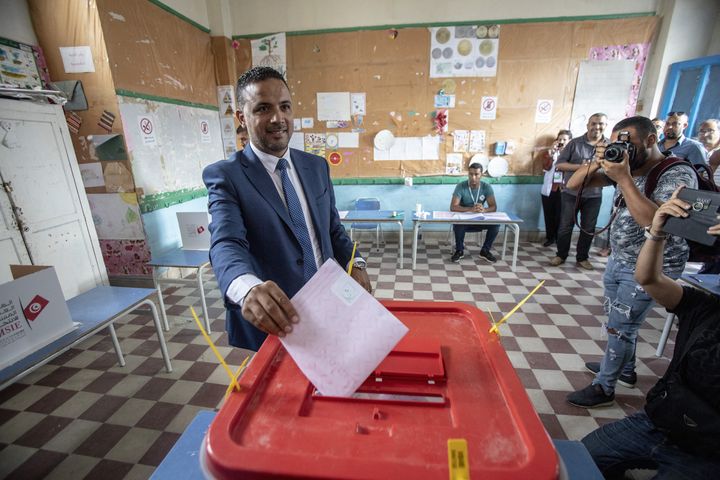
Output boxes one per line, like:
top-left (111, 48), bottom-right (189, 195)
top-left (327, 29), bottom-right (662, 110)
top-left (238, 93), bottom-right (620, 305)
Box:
top-left (0, 266), bottom-right (76, 370)
top-left (202, 301), bottom-right (559, 479)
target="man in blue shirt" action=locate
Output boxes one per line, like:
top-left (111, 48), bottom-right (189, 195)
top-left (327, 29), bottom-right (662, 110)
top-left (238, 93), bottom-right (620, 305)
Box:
top-left (450, 163), bottom-right (499, 263)
top-left (659, 112), bottom-right (708, 166)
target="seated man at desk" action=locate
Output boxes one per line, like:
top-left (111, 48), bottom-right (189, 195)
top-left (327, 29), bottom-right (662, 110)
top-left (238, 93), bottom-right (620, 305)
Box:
top-left (450, 162), bottom-right (499, 263)
top-left (582, 191), bottom-right (720, 478)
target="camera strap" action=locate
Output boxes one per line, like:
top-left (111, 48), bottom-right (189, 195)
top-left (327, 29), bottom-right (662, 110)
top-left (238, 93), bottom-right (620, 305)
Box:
top-left (574, 162), bottom-right (617, 236)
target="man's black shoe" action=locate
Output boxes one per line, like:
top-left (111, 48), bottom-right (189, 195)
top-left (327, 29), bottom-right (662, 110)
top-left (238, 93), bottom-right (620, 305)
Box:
top-left (451, 250), bottom-right (464, 263)
top-left (585, 361), bottom-right (637, 388)
top-left (567, 383), bottom-right (615, 408)
top-left (543, 239), bottom-right (555, 247)
top-left (479, 249), bottom-right (497, 263)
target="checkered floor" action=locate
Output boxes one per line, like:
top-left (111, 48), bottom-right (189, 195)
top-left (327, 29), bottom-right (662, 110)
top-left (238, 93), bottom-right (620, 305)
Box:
top-left (0, 237), bottom-right (677, 479)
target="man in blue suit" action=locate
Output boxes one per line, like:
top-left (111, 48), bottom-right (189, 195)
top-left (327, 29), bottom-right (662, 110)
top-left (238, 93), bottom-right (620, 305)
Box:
top-left (203, 67), bottom-right (372, 351)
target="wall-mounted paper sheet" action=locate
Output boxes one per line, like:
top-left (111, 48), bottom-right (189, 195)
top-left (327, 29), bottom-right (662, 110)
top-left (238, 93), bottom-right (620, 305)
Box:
top-left (338, 132), bottom-right (359, 148)
top-left (317, 92), bottom-right (351, 121)
top-left (79, 163), bottom-right (104, 188)
top-left (281, 260), bottom-right (408, 397)
top-left (350, 93), bottom-right (366, 115)
top-left (289, 132), bottom-right (305, 151)
top-left (570, 60), bottom-right (635, 138)
top-left (468, 130), bottom-right (486, 152)
top-left (87, 193), bottom-right (144, 240)
top-left (453, 130), bottom-right (469, 152)
top-left (59, 46), bottom-right (95, 73)
top-left (374, 136), bottom-right (439, 161)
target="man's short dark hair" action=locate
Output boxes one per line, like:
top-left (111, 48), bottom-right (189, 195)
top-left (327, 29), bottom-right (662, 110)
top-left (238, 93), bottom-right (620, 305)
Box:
top-left (557, 129), bottom-right (572, 138)
top-left (612, 116), bottom-right (656, 140)
top-left (590, 113), bottom-right (607, 121)
top-left (236, 66), bottom-right (289, 108)
top-left (468, 162), bottom-right (482, 170)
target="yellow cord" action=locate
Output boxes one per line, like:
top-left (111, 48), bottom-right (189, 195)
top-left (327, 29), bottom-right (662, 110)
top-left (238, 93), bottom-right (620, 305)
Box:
top-left (190, 306), bottom-right (240, 392)
top-left (489, 280), bottom-right (545, 335)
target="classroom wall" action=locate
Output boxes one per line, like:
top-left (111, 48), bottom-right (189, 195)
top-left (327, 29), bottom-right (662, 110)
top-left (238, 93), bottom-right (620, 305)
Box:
top-left (0, 0), bottom-right (37, 45)
top-left (227, 0), bottom-right (659, 35)
top-left (153, 0), bottom-right (210, 30)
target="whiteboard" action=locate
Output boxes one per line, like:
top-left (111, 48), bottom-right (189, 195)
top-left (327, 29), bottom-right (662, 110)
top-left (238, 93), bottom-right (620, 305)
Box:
top-left (118, 96), bottom-right (224, 195)
top-left (570, 60), bottom-right (635, 136)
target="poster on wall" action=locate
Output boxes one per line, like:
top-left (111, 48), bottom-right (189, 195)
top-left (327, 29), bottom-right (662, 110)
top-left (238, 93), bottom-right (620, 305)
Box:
top-left (87, 193), bottom-right (144, 240)
top-left (429, 25), bottom-right (500, 78)
top-left (570, 60), bottom-right (635, 139)
top-left (589, 43), bottom-right (650, 118)
top-left (0, 37), bottom-right (43, 89)
top-left (251, 32), bottom-right (286, 78)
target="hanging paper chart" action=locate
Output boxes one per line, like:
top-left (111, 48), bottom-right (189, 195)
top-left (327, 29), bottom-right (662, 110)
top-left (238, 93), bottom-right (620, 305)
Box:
top-left (429, 25), bottom-right (500, 78)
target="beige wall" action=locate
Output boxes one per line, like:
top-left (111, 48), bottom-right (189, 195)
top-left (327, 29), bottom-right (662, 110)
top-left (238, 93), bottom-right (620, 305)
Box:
top-left (156, 0), bottom-right (209, 29)
top-left (227, 0), bottom-right (659, 35)
top-left (0, 0), bottom-right (37, 45)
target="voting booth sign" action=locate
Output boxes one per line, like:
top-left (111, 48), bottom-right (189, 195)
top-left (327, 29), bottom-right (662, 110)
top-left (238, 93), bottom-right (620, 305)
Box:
top-left (0, 266), bottom-right (76, 370)
top-left (177, 212), bottom-right (211, 250)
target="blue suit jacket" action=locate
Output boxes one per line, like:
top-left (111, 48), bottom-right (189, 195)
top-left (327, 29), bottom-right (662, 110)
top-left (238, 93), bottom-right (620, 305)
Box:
top-left (202, 145), bottom-right (356, 350)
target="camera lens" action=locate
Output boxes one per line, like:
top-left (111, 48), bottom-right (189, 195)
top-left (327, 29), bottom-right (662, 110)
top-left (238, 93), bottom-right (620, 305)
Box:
top-left (604, 144), bottom-right (624, 163)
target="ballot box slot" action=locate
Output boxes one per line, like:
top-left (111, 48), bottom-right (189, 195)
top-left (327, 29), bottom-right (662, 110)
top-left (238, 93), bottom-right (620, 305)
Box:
top-left (312, 388), bottom-right (446, 405)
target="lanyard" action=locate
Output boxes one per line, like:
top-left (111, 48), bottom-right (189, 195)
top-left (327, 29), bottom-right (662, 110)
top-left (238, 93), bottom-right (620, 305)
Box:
top-left (468, 185), bottom-right (482, 205)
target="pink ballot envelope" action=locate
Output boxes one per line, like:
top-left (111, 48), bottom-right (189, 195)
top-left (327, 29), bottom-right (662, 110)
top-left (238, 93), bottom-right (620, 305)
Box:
top-left (281, 259), bottom-right (409, 397)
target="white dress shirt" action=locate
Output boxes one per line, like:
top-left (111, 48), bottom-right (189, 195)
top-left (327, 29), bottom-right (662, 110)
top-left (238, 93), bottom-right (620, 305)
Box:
top-left (226, 143), bottom-right (323, 306)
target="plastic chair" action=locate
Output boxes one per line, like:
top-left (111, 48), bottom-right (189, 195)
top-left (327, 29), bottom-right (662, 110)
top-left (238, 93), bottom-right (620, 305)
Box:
top-left (655, 262), bottom-right (702, 357)
top-left (350, 198), bottom-right (383, 247)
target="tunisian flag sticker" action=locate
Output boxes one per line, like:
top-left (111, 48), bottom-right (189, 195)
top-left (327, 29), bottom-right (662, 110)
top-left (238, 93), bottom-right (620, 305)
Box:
top-left (23, 295), bottom-right (49, 321)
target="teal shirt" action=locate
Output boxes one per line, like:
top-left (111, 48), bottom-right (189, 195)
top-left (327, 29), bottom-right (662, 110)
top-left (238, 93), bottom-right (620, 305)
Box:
top-left (452, 180), bottom-right (494, 207)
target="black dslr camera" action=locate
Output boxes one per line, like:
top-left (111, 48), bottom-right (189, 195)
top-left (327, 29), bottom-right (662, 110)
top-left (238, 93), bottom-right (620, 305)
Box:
top-left (603, 131), bottom-right (636, 163)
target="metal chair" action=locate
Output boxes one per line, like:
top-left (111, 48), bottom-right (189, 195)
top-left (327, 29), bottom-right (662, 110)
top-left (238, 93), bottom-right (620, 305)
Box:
top-left (350, 197), bottom-right (383, 247)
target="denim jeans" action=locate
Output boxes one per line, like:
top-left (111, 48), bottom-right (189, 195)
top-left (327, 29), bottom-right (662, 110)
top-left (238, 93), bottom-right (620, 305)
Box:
top-left (594, 256), bottom-right (656, 393)
top-left (453, 224), bottom-right (500, 252)
top-left (555, 192), bottom-right (601, 261)
top-left (582, 411), bottom-right (720, 479)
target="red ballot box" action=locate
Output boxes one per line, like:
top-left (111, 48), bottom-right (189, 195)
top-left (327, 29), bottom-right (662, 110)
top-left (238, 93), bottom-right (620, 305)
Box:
top-left (203, 301), bottom-right (559, 479)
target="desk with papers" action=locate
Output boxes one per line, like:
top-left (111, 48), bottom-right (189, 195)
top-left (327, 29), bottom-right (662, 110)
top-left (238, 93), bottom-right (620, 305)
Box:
top-left (411, 211), bottom-right (523, 271)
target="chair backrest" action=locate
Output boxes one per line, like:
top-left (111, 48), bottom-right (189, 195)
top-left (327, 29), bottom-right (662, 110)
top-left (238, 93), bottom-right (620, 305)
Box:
top-left (355, 197), bottom-right (380, 210)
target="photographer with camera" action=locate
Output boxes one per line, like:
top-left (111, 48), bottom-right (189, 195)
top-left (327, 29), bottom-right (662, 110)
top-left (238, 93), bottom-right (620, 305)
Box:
top-left (564, 116), bottom-right (697, 408)
top-left (581, 189), bottom-right (720, 478)
top-left (550, 113), bottom-right (609, 270)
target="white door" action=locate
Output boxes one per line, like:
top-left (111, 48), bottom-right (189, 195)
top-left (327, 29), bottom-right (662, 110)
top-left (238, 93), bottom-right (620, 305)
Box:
top-left (0, 177), bottom-right (31, 284)
top-left (0, 99), bottom-right (107, 298)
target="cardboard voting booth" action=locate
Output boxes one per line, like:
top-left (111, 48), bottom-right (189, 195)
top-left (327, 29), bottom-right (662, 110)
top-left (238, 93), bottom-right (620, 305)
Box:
top-left (0, 266), bottom-right (76, 370)
top-left (177, 212), bottom-right (211, 250)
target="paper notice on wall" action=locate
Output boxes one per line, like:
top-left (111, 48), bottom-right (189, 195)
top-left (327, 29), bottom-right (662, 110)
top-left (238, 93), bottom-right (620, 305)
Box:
top-left (87, 193), bottom-right (144, 240)
top-left (317, 92), bottom-right (351, 121)
top-left (570, 60), bottom-right (635, 138)
top-left (289, 132), bottom-right (304, 151)
top-left (535, 99), bottom-right (554, 123)
top-left (217, 85), bottom-right (235, 117)
top-left (199, 120), bottom-right (211, 143)
top-left (453, 130), bottom-right (469, 152)
top-left (103, 162), bottom-right (134, 193)
top-left (79, 163), bottom-right (104, 188)
top-left (434, 94), bottom-right (456, 108)
top-left (251, 33), bottom-right (286, 78)
top-left (293, 118), bottom-right (302, 130)
top-left (350, 93), bottom-right (366, 115)
top-left (480, 96), bottom-right (497, 120)
top-left (446, 153), bottom-right (463, 174)
top-left (338, 132), bottom-right (359, 148)
top-left (302, 117), bottom-right (314, 129)
top-left (305, 133), bottom-right (326, 157)
top-left (374, 136), bottom-right (439, 161)
top-left (468, 130), bottom-right (486, 152)
top-left (59, 46), bottom-right (95, 73)
top-left (137, 115), bottom-right (157, 146)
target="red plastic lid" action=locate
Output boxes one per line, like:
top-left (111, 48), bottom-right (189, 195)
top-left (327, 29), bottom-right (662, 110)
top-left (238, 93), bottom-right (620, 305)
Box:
top-left (204, 301), bottom-right (558, 479)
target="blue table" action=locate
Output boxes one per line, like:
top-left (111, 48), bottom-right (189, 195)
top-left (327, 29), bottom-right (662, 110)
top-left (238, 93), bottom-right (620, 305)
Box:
top-left (151, 411), bottom-right (601, 479)
top-left (148, 248), bottom-right (212, 333)
top-left (411, 211), bottom-right (524, 271)
top-left (656, 273), bottom-right (720, 356)
top-left (341, 210), bottom-right (405, 268)
top-left (0, 286), bottom-right (172, 390)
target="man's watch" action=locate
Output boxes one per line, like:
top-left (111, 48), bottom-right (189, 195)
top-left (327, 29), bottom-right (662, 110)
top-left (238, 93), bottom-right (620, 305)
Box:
top-left (352, 258), bottom-right (367, 270)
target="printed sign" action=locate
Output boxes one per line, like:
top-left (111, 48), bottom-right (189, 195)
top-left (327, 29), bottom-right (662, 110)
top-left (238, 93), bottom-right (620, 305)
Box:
top-left (535, 99), bottom-right (554, 123)
top-left (137, 115), bottom-right (157, 146)
top-left (480, 96), bottom-right (497, 120)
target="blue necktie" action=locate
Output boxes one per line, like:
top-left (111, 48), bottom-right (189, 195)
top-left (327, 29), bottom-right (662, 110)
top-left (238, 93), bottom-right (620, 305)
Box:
top-left (276, 157), bottom-right (317, 282)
